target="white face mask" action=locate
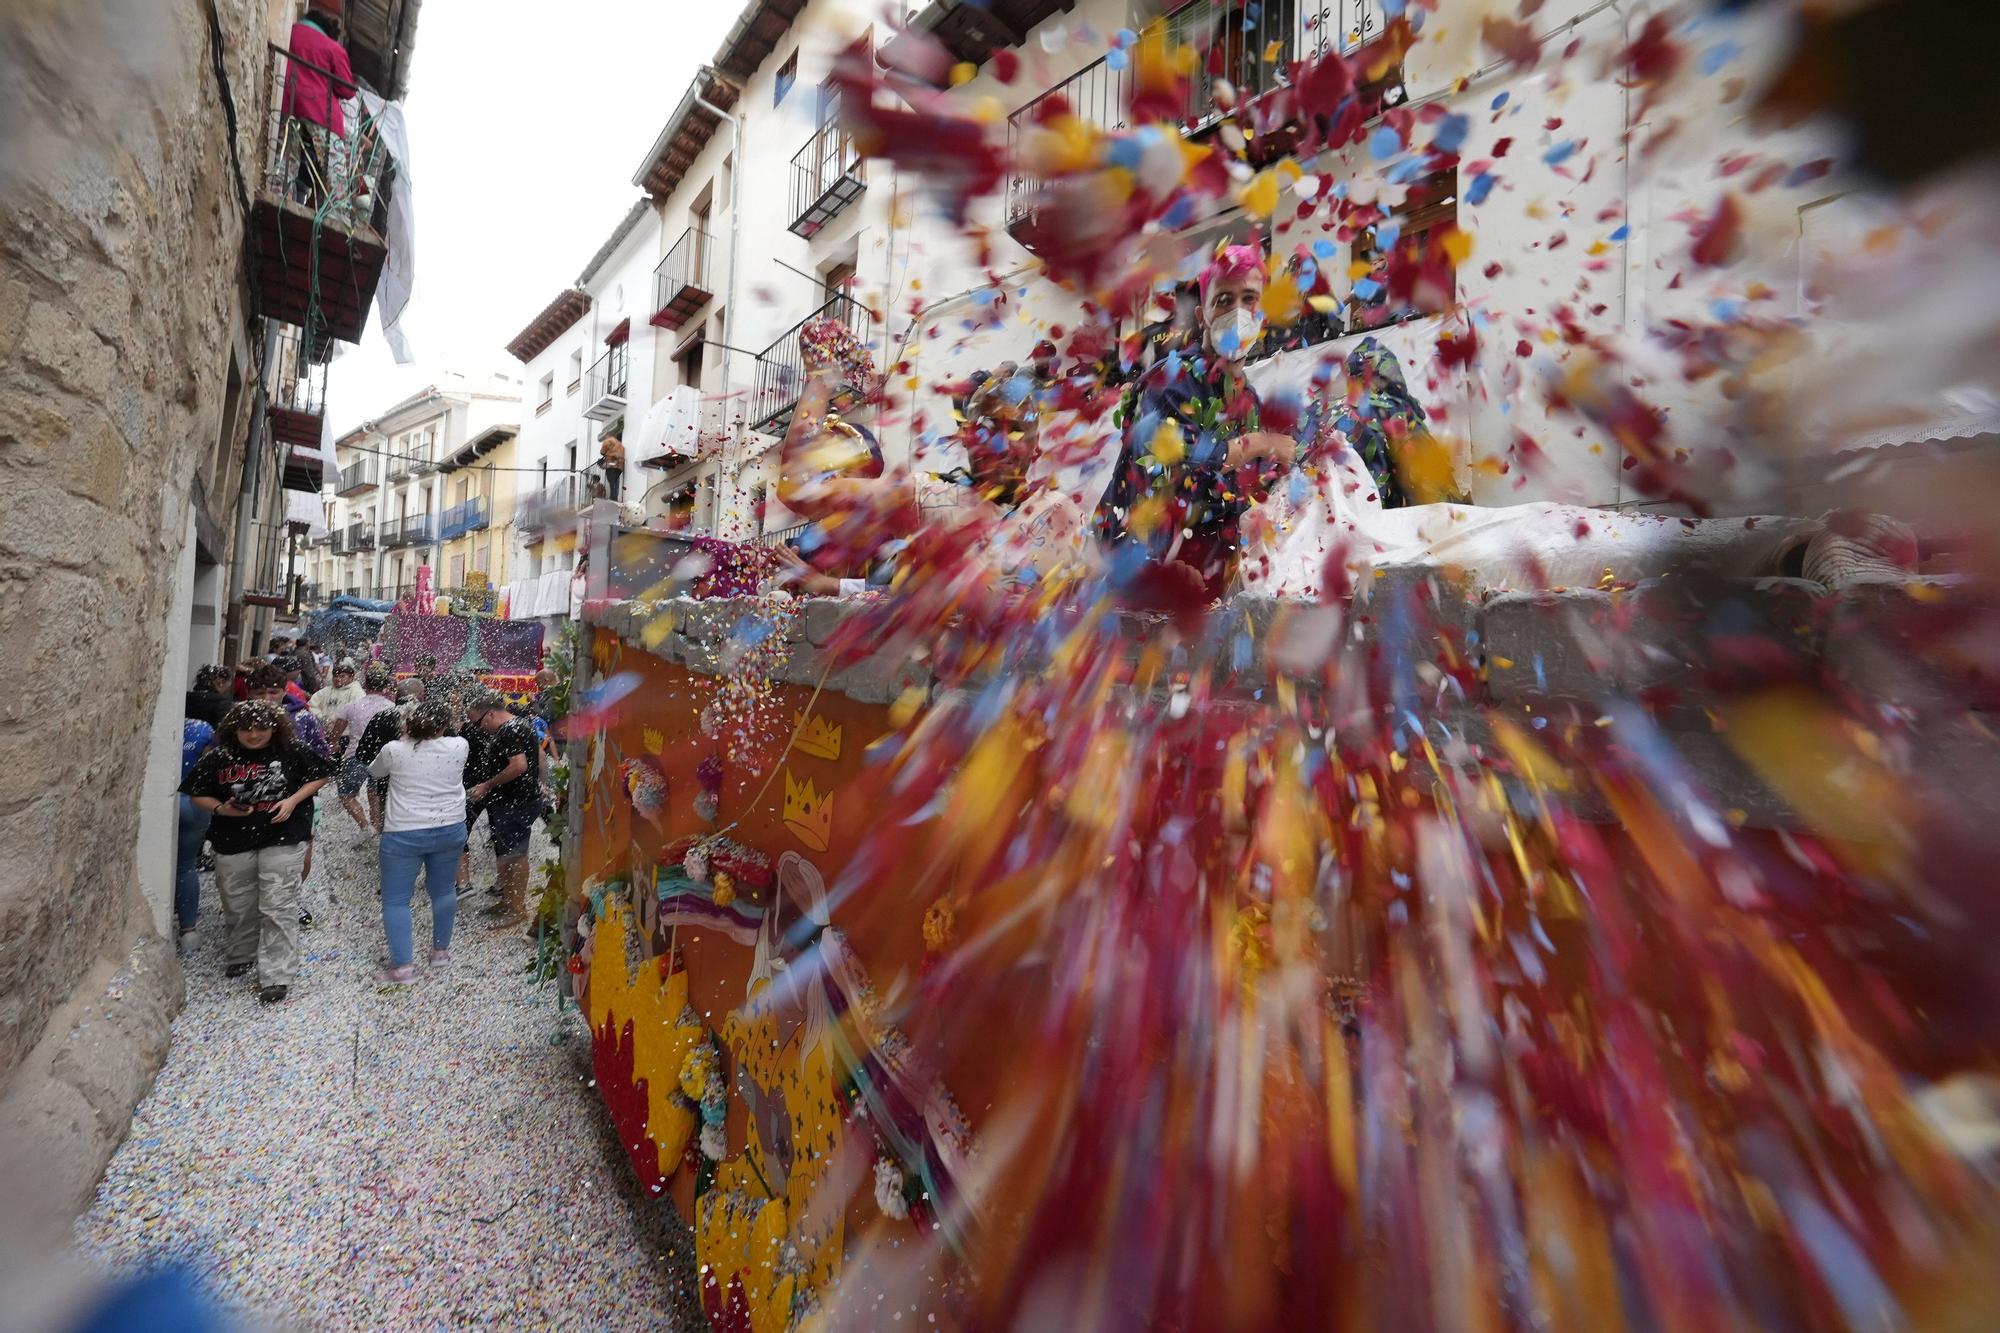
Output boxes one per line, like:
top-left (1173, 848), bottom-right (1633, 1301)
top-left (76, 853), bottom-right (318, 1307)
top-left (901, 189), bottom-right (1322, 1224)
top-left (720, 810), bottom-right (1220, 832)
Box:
top-left (1209, 307), bottom-right (1263, 358)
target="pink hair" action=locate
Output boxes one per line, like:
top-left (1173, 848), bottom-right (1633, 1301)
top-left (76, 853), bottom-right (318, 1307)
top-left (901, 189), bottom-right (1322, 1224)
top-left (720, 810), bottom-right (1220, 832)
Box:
top-left (1198, 244), bottom-right (1265, 305)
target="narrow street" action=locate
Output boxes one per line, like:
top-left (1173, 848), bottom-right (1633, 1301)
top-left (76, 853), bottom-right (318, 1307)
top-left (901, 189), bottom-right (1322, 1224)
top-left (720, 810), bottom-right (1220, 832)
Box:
top-left (73, 825), bottom-right (696, 1331)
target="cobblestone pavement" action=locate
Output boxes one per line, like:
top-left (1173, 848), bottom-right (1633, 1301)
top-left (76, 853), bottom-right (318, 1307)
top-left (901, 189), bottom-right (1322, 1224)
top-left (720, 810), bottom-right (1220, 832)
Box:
top-left (74, 817), bottom-right (698, 1331)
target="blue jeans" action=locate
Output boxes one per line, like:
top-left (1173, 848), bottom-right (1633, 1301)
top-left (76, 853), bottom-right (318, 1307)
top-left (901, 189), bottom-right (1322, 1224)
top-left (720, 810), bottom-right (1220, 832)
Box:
top-left (174, 795), bottom-right (210, 931)
top-left (378, 823), bottom-right (466, 966)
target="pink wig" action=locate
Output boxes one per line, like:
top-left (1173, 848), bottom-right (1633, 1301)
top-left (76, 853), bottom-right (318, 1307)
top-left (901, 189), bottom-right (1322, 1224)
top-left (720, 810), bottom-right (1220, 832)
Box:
top-left (1198, 244), bottom-right (1265, 305)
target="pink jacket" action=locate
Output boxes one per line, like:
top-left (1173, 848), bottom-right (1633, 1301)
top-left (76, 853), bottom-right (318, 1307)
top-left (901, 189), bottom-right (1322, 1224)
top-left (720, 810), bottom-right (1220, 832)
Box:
top-left (281, 20), bottom-right (357, 137)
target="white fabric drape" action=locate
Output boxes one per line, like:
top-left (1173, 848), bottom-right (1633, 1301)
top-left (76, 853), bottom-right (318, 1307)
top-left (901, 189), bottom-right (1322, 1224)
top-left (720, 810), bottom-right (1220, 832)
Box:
top-left (631, 386), bottom-right (705, 469)
top-left (358, 91), bottom-right (416, 364)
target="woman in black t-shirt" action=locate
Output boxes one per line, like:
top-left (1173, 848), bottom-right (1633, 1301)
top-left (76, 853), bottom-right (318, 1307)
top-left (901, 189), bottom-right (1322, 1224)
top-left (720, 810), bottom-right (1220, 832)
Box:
top-left (180, 701), bottom-right (331, 1003)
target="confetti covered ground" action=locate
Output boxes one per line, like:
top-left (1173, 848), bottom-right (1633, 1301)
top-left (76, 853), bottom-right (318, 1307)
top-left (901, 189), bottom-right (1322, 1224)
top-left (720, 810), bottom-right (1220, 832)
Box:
top-left (73, 821), bottom-right (698, 1331)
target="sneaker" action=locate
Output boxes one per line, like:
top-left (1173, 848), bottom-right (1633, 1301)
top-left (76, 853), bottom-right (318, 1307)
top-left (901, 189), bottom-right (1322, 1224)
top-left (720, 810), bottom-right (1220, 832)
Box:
top-left (177, 927), bottom-right (197, 948)
top-left (376, 964), bottom-right (418, 987)
top-left (428, 949), bottom-right (451, 966)
top-left (225, 961), bottom-right (254, 979)
top-left (298, 910), bottom-right (315, 929)
top-left (258, 985), bottom-right (289, 1004)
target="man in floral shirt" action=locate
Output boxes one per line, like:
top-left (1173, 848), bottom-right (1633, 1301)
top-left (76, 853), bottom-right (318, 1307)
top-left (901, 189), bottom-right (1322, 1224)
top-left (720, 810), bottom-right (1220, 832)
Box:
top-left (1096, 245), bottom-right (1299, 600)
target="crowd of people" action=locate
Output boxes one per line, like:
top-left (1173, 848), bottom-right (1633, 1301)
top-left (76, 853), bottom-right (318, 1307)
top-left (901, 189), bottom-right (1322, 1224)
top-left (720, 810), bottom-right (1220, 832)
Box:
top-left (177, 635), bottom-right (561, 1003)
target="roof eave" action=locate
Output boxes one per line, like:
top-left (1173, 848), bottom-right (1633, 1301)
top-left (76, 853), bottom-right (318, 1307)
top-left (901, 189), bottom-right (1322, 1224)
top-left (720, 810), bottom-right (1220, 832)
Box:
top-left (504, 288), bottom-right (594, 363)
top-left (576, 198), bottom-right (656, 289)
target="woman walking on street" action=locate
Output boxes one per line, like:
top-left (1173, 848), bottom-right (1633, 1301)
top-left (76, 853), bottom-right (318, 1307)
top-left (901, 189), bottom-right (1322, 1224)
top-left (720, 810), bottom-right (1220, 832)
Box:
top-left (368, 699), bottom-right (469, 986)
top-left (179, 701), bottom-right (332, 1004)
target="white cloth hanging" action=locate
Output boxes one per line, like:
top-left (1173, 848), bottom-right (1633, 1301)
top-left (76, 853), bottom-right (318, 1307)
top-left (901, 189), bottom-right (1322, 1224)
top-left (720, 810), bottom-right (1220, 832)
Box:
top-left (358, 91), bottom-right (416, 364)
top-left (630, 386), bottom-right (705, 468)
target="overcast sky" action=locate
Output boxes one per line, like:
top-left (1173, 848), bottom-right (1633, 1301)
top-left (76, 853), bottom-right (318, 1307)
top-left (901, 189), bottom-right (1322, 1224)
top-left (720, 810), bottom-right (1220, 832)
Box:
top-left (327, 0), bottom-right (742, 433)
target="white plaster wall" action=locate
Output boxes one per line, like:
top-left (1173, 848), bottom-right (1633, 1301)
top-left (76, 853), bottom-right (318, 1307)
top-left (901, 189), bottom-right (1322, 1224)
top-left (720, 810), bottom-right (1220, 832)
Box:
top-left (517, 321), bottom-right (595, 482)
top-left (136, 506), bottom-right (199, 936)
top-left (583, 212), bottom-right (666, 433)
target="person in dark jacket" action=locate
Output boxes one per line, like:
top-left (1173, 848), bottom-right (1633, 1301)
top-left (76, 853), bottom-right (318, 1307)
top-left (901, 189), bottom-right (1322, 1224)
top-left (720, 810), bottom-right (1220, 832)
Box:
top-left (185, 666), bottom-right (233, 727)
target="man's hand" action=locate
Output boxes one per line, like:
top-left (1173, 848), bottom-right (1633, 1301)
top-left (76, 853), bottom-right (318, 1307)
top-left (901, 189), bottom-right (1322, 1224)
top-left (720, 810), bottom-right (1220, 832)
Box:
top-left (1226, 431), bottom-right (1297, 470)
top-left (215, 800), bottom-right (252, 818)
top-left (771, 545), bottom-right (841, 596)
top-left (271, 796), bottom-right (301, 823)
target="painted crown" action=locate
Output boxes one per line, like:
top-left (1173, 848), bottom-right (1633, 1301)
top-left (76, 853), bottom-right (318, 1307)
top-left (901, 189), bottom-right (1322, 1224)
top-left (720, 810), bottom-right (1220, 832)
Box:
top-left (781, 770), bottom-right (833, 852)
top-left (791, 711), bottom-right (843, 762)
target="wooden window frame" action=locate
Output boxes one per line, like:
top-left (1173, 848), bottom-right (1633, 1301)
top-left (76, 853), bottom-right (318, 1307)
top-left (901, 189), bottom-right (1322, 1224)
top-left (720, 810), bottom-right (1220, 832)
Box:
top-left (1348, 170), bottom-right (1457, 335)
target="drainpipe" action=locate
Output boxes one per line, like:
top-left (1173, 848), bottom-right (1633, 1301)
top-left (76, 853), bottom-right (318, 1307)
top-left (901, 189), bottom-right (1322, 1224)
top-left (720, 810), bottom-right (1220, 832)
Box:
top-left (693, 67), bottom-right (745, 511)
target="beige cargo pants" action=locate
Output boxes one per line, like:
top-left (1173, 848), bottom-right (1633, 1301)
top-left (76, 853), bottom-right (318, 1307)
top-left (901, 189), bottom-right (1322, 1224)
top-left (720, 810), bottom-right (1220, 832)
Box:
top-left (213, 842), bottom-right (308, 988)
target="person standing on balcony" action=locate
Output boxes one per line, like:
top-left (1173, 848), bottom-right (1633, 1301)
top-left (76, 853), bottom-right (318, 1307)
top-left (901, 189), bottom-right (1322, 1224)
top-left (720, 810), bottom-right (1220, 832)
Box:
top-left (1095, 243), bottom-right (1298, 601)
top-left (282, 8), bottom-right (357, 206)
top-left (180, 702), bottom-right (331, 1005)
top-left (597, 432), bottom-right (625, 502)
top-left (367, 700), bottom-right (469, 986)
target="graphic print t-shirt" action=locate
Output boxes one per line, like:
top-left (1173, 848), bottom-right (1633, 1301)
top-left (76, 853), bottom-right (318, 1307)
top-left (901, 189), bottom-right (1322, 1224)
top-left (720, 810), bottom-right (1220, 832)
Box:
top-left (180, 743), bottom-right (332, 854)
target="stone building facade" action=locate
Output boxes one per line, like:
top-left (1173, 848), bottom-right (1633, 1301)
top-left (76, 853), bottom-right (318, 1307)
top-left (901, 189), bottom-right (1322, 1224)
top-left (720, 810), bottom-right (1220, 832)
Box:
top-left (0, 0), bottom-right (416, 1233)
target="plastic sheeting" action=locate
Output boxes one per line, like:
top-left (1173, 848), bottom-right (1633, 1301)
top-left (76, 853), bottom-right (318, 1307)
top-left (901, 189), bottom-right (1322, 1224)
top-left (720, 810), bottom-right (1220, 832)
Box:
top-left (630, 385), bottom-right (705, 468)
top-left (1239, 349), bottom-right (1823, 599)
top-left (358, 91), bottom-right (416, 364)
top-left (502, 568), bottom-right (573, 620)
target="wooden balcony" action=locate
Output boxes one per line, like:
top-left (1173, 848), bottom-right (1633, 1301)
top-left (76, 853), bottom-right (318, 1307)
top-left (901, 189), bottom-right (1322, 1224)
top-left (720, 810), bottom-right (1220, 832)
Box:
top-left (247, 44), bottom-right (394, 343)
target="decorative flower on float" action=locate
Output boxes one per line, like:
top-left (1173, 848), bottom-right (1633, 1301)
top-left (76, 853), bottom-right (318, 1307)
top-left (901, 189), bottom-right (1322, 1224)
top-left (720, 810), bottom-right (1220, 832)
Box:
top-left (676, 1028), bottom-right (730, 1161)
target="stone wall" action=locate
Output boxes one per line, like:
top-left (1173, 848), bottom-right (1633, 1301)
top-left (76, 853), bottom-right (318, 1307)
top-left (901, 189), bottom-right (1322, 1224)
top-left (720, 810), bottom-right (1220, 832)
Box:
top-left (0, 0), bottom-right (293, 1229)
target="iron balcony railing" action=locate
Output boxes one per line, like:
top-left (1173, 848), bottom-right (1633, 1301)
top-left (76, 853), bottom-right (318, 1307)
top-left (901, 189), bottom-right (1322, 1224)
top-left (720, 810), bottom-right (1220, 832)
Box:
top-left (750, 293), bottom-right (873, 432)
top-left (788, 96), bottom-right (866, 238)
top-left (337, 460), bottom-right (375, 494)
top-left (1005, 2), bottom-right (1387, 231)
top-left (587, 344), bottom-right (629, 411)
top-left (270, 322), bottom-right (329, 424)
top-left (439, 495), bottom-right (490, 540)
top-left (346, 521), bottom-right (376, 551)
top-left (755, 520), bottom-right (811, 547)
top-left (383, 512), bottom-right (434, 548)
top-left (515, 475), bottom-right (583, 532)
top-left (261, 43), bottom-right (396, 235)
top-left (651, 225), bottom-right (715, 329)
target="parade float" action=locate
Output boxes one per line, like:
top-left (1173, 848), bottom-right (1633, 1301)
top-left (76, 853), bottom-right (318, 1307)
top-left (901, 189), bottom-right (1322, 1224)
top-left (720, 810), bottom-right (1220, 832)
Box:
top-left (550, 491), bottom-right (2000, 1331)
top-left (374, 566), bottom-right (546, 701)
top-left (536, 10), bottom-right (2000, 1322)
